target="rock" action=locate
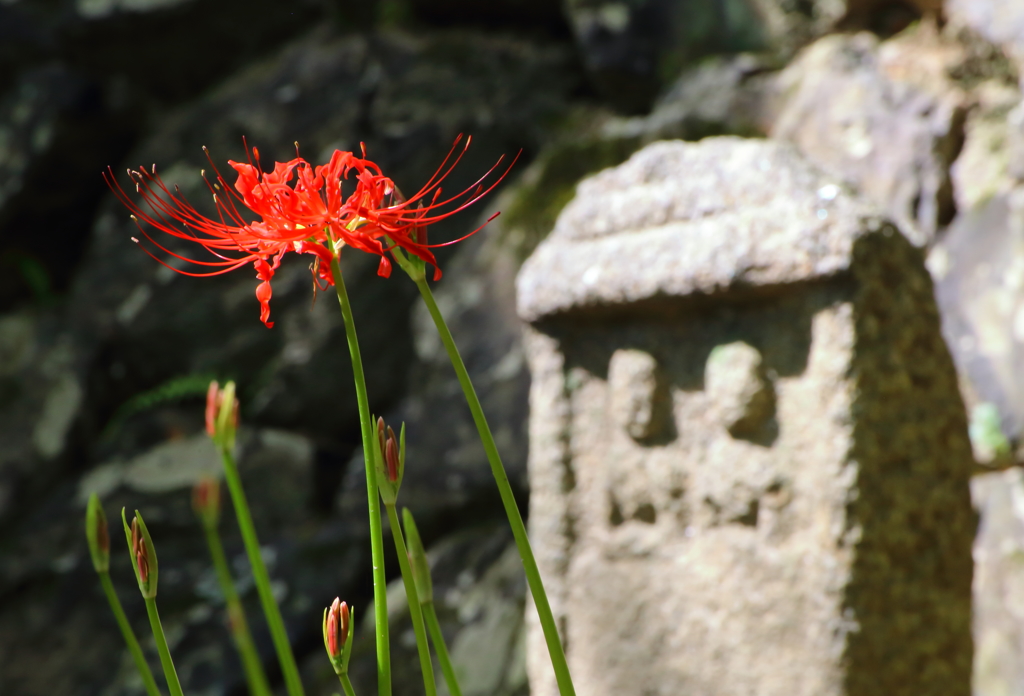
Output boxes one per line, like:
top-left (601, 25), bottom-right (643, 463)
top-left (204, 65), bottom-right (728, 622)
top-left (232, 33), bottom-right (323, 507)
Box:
top-left (947, 0), bottom-right (1024, 78)
top-left (771, 28), bottom-right (967, 246)
top-left (950, 81), bottom-right (1024, 213)
top-left (562, 0), bottom-right (771, 112)
top-left (0, 0), bottom-right (326, 103)
top-left (405, 0), bottom-right (567, 35)
top-left (603, 53), bottom-right (778, 142)
top-left (0, 308), bottom-right (86, 524)
top-left (705, 341), bottom-right (776, 441)
top-left (971, 467), bottom-right (1024, 696)
top-left (929, 189), bottom-right (1024, 458)
top-left (0, 65), bottom-right (137, 309)
top-left (497, 53), bottom-right (779, 267)
top-left (518, 138), bottom-right (975, 696)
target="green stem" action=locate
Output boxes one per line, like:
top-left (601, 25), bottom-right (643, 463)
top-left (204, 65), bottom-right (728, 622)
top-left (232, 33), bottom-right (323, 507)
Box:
top-left (218, 447), bottom-right (306, 696)
top-left (144, 597), bottom-right (184, 696)
top-left (385, 504), bottom-right (437, 696)
top-left (329, 256), bottom-right (391, 696)
top-left (414, 277), bottom-right (576, 696)
top-left (423, 602), bottom-right (462, 696)
top-left (340, 673), bottom-right (358, 696)
top-left (201, 520), bottom-right (273, 696)
top-left (99, 572), bottom-right (162, 696)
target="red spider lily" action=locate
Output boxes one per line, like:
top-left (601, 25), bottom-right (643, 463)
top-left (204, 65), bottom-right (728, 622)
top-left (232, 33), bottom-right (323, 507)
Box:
top-left (104, 135), bottom-right (517, 327)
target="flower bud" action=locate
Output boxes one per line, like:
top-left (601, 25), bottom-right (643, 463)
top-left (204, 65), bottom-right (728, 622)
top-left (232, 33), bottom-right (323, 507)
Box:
top-left (205, 380), bottom-right (240, 449)
top-left (85, 493), bottom-right (110, 574)
top-left (205, 381), bottom-right (220, 437)
top-left (373, 418), bottom-right (405, 506)
top-left (122, 508), bottom-right (159, 598)
top-left (322, 598), bottom-right (354, 674)
top-left (385, 427), bottom-right (399, 483)
top-left (192, 476), bottom-right (221, 528)
top-left (402, 508), bottom-right (433, 604)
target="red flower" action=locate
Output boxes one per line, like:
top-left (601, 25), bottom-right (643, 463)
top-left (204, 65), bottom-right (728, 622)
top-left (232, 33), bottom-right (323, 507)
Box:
top-left (104, 136), bottom-right (515, 327)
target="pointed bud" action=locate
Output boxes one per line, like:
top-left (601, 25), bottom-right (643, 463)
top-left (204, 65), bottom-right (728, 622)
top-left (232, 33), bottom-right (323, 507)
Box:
top-left (122, 508), bottom-right (158, 598)
top-left (323, 598), bottom-right (353, 675)
top-left (192, 476), bottom-right (221, 527)
top-left (205, 380), bottom-right (240, 449)
top-left (385, 430), bottom-right (399, 483)
top-left (85, 493), bottom-right (110, 574)
top-left (403, 508), bottom-right (433, 604)
top-left (131, 517), bottom-right (149, 584)
top-left (374, 419), bottom-right (405, 505)
top-left (205, 381), bottom-right (220, 436)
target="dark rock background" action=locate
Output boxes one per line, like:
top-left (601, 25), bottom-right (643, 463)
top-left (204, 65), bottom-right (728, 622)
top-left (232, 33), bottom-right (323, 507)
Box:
top-left (1, 0), bottom-right (1024, 695)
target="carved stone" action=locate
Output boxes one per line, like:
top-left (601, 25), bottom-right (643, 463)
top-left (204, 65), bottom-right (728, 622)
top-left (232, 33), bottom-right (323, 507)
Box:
top-left (517, 138), bottom-right (975, 696)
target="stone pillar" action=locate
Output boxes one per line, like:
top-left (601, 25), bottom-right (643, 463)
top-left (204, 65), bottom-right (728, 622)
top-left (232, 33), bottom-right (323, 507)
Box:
top-left (516, 138), bottom-right (975, 696)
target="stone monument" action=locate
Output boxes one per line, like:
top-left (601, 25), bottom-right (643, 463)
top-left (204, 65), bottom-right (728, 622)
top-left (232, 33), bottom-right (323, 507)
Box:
top-left (516, 138), bottom-right (975, 696)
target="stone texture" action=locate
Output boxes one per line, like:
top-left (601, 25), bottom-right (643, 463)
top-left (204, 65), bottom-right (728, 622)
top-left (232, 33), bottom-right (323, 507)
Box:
top-left (705, 341), bottom-right (776, 441)
top-left (561, 0), bottom-right (771, 112)
top-left (950, 81), bottom-right (1024, 213)
top-left (947, 0), bottom-right (1024, 77)
top-left (771, 28), bottom-right (967, 246)
top-left (971, 468), bottom-right (1024, 696)
top-left (929, 189), bottom-right (1024, 458)
top-left (518, 138), bottom-right (874, 322)
top-left (0, 308), bottom-right (86, 525)
top-left (518, 138), bottom-right (975, 696)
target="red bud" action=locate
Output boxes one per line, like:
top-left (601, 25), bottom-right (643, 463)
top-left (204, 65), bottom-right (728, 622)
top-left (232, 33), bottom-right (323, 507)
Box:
top-left (205, 381), bottom-right (220, 436)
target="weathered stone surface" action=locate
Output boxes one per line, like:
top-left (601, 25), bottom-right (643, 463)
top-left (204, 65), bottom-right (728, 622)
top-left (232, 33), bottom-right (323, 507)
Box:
top-left (705, 341), bottom-right (776, 441)
top-left (518, 138), bottom-right (872, 322)
top-left (518, 138), bottom-right (974, 696)
top-left (950, 81), bottom-right (1024, 213)
top-left (0, 308), bottom-right (86, 524)
top-left (771, 28), bottom-right (967, 246)
top-left (0, 64), bottom-right (137, 308)
top-left (561, 0), bottom-right (770, 112)
top-left (602, 53), bottom-right (778, 143)
top-left (929, 189), bottom-right (1024, 457)
top-left (947, 0), bottom-right (1024, 77)
top-left (971, 467), bottom-right (1024, 696)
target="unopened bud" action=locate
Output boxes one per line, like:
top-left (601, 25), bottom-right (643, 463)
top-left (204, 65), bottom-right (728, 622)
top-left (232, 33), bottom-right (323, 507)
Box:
top-left (385, 429), bottom-right (399, 483)
top-left (323, 598), bottom-right (354, 674)
top-left (85, 493), bottom-right (110, 574)
top-left (122, 508), bottom-right (158, 598)
top-left (131, 517), bottom-right (149, 584)
top-left (205, 380), bottom-right (240, 449)
top-left (374, 418), bottom-right (405, 505)
top-left (192, 476), bottom-right (221, 527)
top-left (205, 381), bottom-right (220, 436)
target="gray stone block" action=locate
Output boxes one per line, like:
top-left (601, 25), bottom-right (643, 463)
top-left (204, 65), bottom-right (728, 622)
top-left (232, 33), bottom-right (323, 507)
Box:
top-left (517, 138), bottom-right (975, 696)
